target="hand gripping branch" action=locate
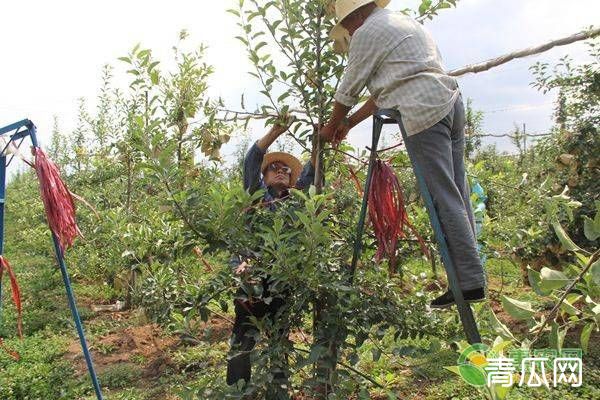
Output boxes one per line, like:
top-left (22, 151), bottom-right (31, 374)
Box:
top-left (0, 119), bottom-right (104, 400)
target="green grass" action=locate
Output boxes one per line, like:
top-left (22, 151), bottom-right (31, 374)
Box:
top-left (0, 331), bottom-right (90, 399)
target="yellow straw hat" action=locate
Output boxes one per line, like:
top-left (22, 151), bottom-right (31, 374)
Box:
top-left (261, 152), bottom-right (303, 187)
top-left (330, 0), bottom-right (390, 53)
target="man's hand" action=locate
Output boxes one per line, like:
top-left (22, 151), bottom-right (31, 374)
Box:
top-left (320, 118), bottom-right (351, 145)
top-left (234, 261), bottom-right (251, 275)
top-left (258, 113), bottom-right (295, 151)
top-left (333, 119), bottom-right (351, 144)
top-left (320, 101), bottom-right (352, 143)
top-left (319, 123), bottom-right (338, 143)
top-left (272, 113), bottom-right (295, 135)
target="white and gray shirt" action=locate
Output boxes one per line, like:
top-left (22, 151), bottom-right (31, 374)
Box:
top-left (335, 8), bottom-right (459, 136)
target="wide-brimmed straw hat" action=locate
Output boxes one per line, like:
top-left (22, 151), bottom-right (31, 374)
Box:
top-left (261, 152), bottom-right (303, 187)
top-left (330, 0), bottom-right (390, 53)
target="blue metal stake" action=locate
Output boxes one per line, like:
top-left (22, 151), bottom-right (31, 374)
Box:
top-left (375, 109), bottom-right (481, 344)
top-left (51, 234), bottom-right (104, 400)
top-left (0, 156), bottom-right (6, 326)
top-left (0, 118), bottom-right (103, 399)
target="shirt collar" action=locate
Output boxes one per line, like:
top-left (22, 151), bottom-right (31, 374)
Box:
top-left (267, 186), bottom-right (289, 200)
top-left (351, 7), bottom-right (385, 43)
top-left (366, 7), bottom-right (386, 23)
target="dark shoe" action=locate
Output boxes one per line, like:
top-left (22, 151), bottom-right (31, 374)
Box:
top-left (430, 288), bottom-right (486, 309)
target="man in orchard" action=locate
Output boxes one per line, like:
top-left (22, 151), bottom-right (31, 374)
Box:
top-left (226, 116), bottom-right (315, 398)
top-left (320, 0), bottom-right (486, 308)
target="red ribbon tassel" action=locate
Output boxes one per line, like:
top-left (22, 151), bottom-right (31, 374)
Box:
top-left (33, 147), bottom-right (82, 252)
top-left (0, 256), bottom-right (22, 338)
top-left (0, 338), bottom-right (20, 361)
top-left (0, 255), bottom-right (22, 360)
top-left (368, 160), bottom-right (429, 274)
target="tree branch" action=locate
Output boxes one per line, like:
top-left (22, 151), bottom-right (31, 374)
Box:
top-left (292, 347), bottom-right (386, 389)
top-left (449, 27), bottom-right (600, 77)
top-left (531, 249), bottom-right (600, 346)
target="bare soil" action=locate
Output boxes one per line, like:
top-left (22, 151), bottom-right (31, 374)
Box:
top-left (65, 322), bottom-right (177, 378)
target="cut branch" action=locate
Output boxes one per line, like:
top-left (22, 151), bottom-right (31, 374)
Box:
top-left (449, 27), bottom-right (600, 77)
top-left (214, 107), bottom-right (309, 123)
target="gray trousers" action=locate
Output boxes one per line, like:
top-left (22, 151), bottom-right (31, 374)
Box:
top-left (405, 95), bottom-right (485, 290)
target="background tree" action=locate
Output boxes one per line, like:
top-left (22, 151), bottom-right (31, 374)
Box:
top-left (48, 116), bottom-right (69, 167)
top-left (464, 98), bottom-right (484, 158)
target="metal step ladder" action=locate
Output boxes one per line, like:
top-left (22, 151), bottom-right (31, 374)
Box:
top-left (350, 110), bottom-right (482, 344)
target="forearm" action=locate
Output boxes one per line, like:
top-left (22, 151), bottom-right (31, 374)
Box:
top-left (325, 101), bottom-right (352, 128)
top-left (243, 143), bottom-right (265, 193)
top-left (348, 97), bottom-right (377, 128)
top-left (256, 126), bottom-right (285, 151)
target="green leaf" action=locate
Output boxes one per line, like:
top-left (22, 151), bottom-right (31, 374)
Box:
top-left (551, 219), bottom-right (582, 252)
top-left (580, 323), bottom-right (594, 354)
top-left (584, 200), bottom-right (600, 241)
top-left (290, 188), bottom-right (307, 201)
top-left (358, 388), bottom-right (370, 400)
top-left (418, 0), bottom-right (433, 15)
top-left (591, 258), bottom-right (600, 285)
top-left (528, 267), bottom-right (551, 296)
top-left (150, 70), bottom-right (159, 85)
top-left (549, 320), bottom-right (567, 351)
top-left (583, 216), bottom-right (600, 241)
top-left (255, 41), bottom-right (268, 52)
top-left (148, 61), bottom-right (160, 71)
top-left (277, 91), bottom-right (291, 103)
top-left (489, 308), bottom-right (515, 340)
top-left (491, 337), bottom-right (513, 354)
top-left (501, 295), bottom-right (535, 320)
top-left (559, 298), bottom-right (580, 316)
top-left (371, 347), bottom-right (382, 362)
top-left (540, 267), bottom-right (570, 291)
top-left (137, 49), bottom-right (150, 60)
top-left (234, 36), bottom-right (249, 46)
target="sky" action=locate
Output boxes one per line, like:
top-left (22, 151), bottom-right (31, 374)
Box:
top-left (1, 0), bottom-right (599, 173)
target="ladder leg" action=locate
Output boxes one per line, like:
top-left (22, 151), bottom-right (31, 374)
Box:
top-left (349, 116), bottom-right (383, 283)
top-left (51, 234), bottom-right (104, 400)
top-left (400, 125), bottom-right (481, 344)
top-left (374, 109), bottom-right (481, 344)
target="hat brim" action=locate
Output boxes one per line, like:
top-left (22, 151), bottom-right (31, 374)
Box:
top-left (261, 152), bottom-right (304, 187)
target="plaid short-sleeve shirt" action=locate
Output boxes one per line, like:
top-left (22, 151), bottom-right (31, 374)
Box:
top-left (335, 8), bottom-right (459, 136)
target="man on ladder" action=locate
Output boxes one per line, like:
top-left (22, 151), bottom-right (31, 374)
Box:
top-left (320, 0), bottom-right (486, 308)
